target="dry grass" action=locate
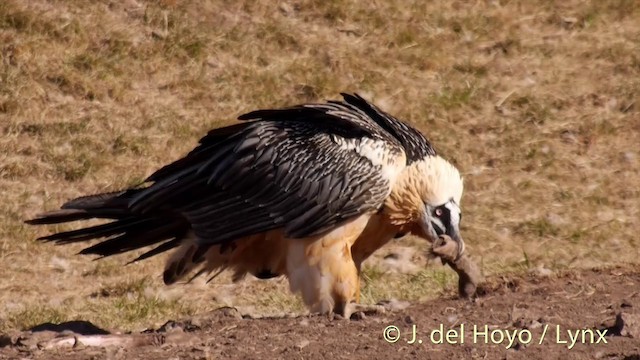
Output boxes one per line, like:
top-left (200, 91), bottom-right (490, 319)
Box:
top-left (1, 0), bottom-right (638, 332)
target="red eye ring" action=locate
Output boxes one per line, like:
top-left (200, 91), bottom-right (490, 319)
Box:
top-left (435, 208), bottom-right (443, 217)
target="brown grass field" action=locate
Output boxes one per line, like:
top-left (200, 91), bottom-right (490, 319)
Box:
top-left (0, 0), bottom-right (639, 358)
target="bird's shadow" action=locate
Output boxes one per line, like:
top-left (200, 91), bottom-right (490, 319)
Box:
top-left (28, 320), bottom-right (110, 335)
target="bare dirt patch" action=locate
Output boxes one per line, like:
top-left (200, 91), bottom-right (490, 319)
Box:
top-left (2, 266), bottom-right (638, 360)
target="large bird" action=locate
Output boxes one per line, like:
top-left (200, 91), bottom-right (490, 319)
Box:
top-left (26, 93), bottom-right (465, 318)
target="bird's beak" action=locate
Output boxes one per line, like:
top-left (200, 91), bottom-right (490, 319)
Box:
top-left (420, 208), bottom-right (466, 262)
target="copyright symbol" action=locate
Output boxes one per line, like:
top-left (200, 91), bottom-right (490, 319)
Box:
top-left (383, 325), bottom-right (401, 343)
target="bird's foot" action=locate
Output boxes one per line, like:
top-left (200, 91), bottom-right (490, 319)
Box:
top-left (343, 303), bottom-right (387, 320)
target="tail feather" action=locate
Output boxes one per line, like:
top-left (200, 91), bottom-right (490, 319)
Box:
top-left (78, 219), bottom-right (186, 257)
top-left (37, 218), bottom-right (147, 243)
top-left (25, 208), bottom-right (126, 225)
top-left (128, 238), bottom-right (183, 265)
top-left (61, 190), bottom-right (134, 209)
top-left (25, 189), bottom-right (190, 263)
top-left (26, 190), bottom-right (142, 226)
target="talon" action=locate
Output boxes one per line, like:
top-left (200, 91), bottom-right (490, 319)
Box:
top-left (345, 303), bottom-right (387, 319)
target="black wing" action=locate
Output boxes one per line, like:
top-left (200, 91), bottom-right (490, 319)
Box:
top-left (128, 119), bottom-right (399, 245)
top-left (26, 93), bottom-right (408, 262)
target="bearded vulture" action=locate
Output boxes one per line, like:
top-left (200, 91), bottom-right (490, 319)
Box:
top-left (26, 93), bottom-right (465, 318)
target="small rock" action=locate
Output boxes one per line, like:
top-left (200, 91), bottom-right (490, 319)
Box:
top-left (622, 151), bottom-right (636, 164)
top-left (299, 319), bottom-right (309, 326)
top-left (50, 256), bottom-right (71, 273)
top-left (614, 313), bottom-right (640, 337)
top-left (295, 339), bottom-right (310, 350)
top-left (279, 3), bottom-right (293, 16)
top-left (528, 320), bottom-right (543, 330)
top-left (545, 213), bottom-right (566, 226)
top-left (531, 264), bottom-right (553, 277)
top-left (596, 211), bottom-right (615, 222)
top-left (404, 315), bottom-right (415, 325)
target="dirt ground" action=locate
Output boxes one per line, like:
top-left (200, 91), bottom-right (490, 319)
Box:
top-left (2, 266), bottom-right (638, 360)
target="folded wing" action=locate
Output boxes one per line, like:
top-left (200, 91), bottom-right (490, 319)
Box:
top-left (26, 94), bottom-right (407, 262)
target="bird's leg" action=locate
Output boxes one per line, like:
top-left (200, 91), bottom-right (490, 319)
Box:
top-left (329, 242), bottom-right (360, 319)
top-left (355, 263), bottom-right (362, 304)
top-left (319, 245), bottom-right (387, 320)
top-left (334, 262), bottom-right (383, 319)
top-left (287, 217), bottom-right (373, 319)
top-left (286, 215), bottom-right (386, 319)
top-left (340, 260), bottom-right (389, 319)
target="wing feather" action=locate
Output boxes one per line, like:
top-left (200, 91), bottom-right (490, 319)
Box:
top-left (127, 119), bottom-right (401, 246)
top-left (339, 93), bottom-right (437, 162)
top-left (27, 93), bottom-right (436, 265)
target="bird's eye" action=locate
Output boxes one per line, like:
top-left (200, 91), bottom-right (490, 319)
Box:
top-left (434, 208), bottom-right (443, 217)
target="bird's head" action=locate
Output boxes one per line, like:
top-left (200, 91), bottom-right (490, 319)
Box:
top-left (414, 156), bottom-right (465, 259)
top-left (386, 155), bottom-right (465, 259)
